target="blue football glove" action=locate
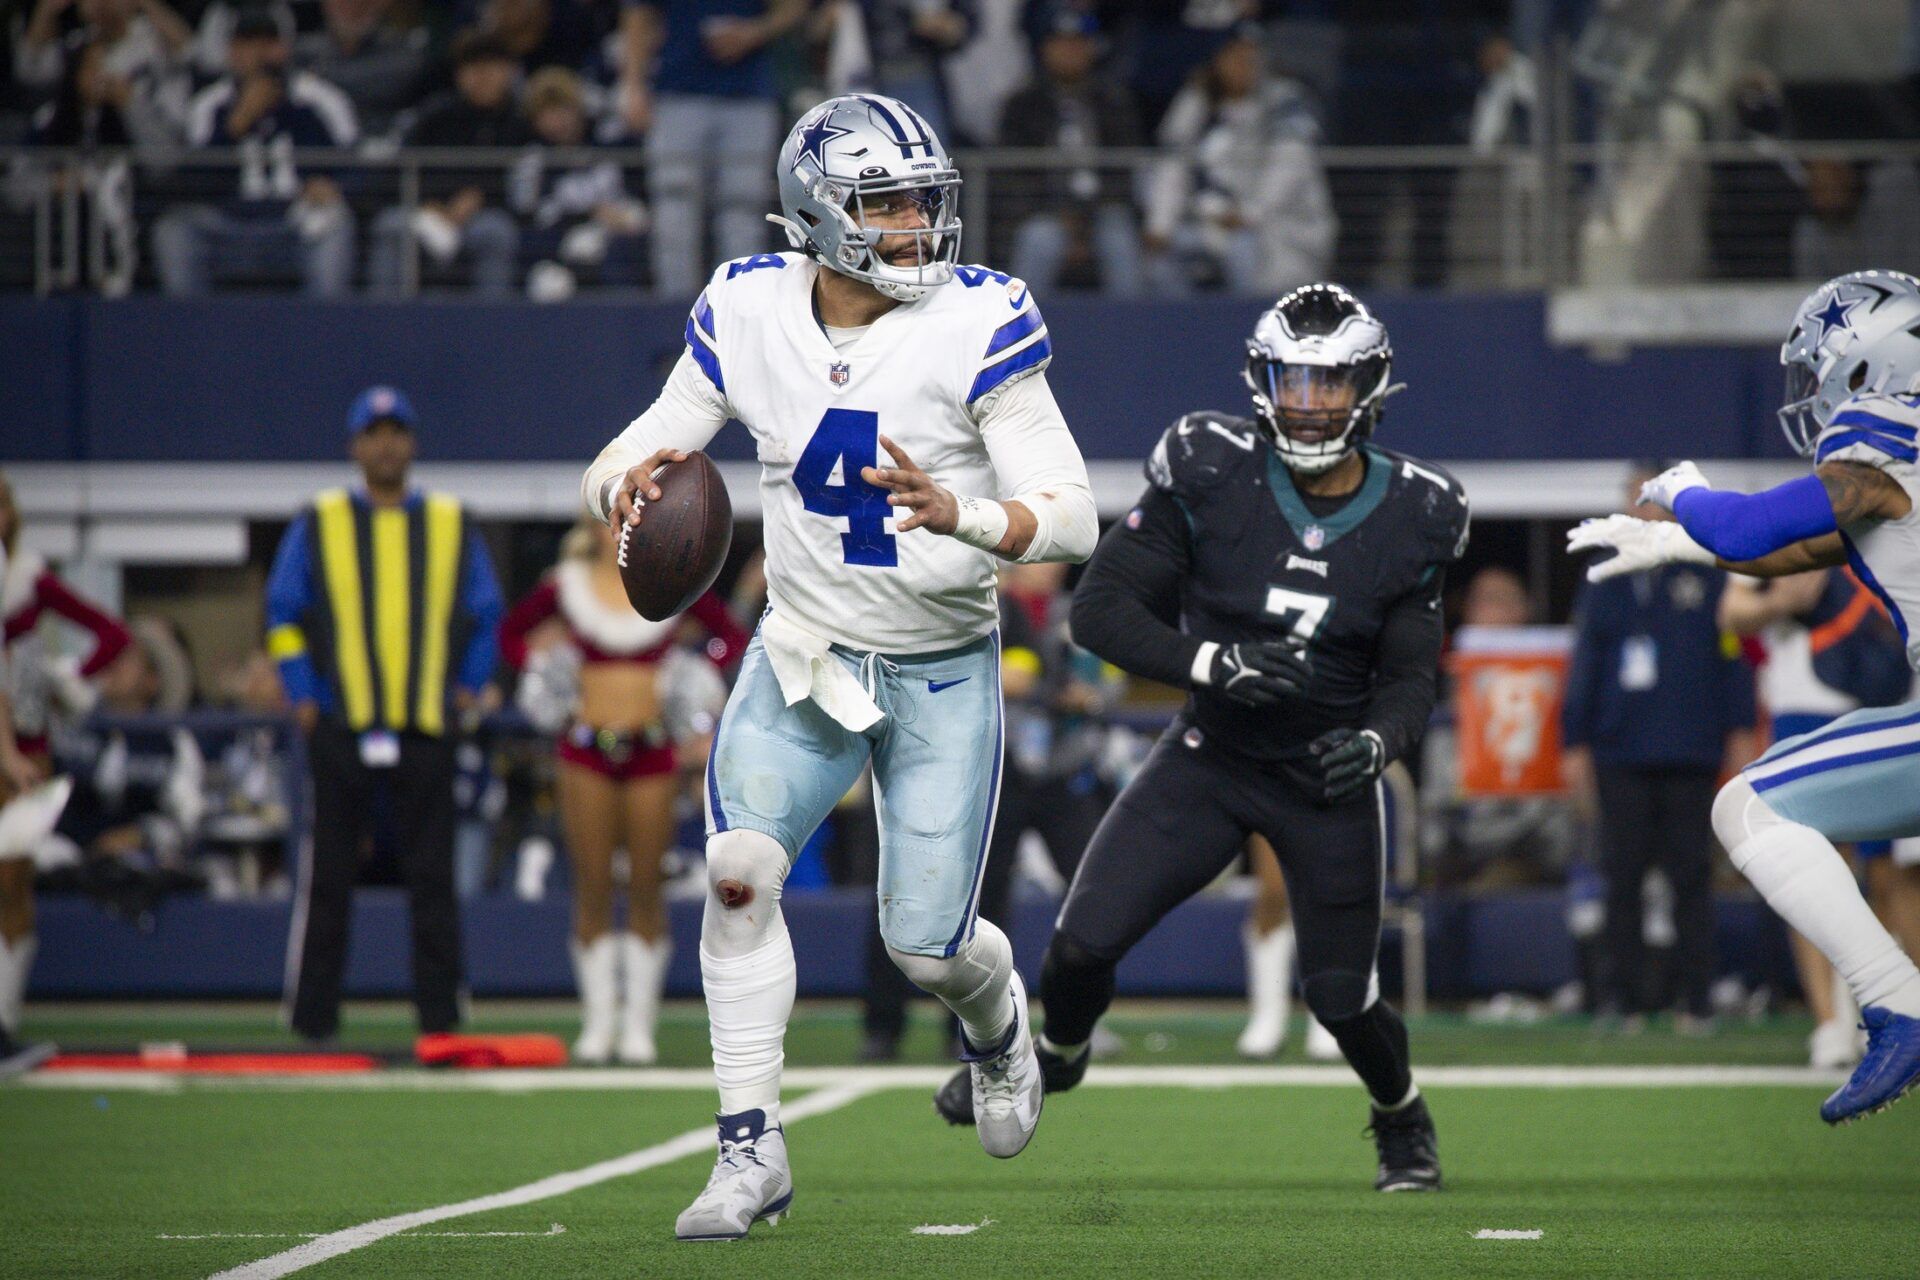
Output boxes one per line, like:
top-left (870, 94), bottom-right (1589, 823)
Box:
top-left (1308, 728), bottom-right (1385, 801)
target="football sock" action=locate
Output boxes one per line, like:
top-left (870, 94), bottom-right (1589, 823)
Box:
top-left (1716, 778), bottom-right (1920, 1018)
top-left (888, 918), bottom-right (1015, 1053)
top-left (1322, 999), bottom-right (1414, 1108)
top-left (701, 830), bottom-right (795, 1115)
top-left (620, 932), bottom-right (670, 1052)
top-left (0, 933), bottom-right (30, 1034)
top-left (1038, 933), bottom-right (1116, 1050)
top-left (1244, 922), bottom-right (1295, 1030)
top-left (1038, 1035), bottom-right (1087, 1061)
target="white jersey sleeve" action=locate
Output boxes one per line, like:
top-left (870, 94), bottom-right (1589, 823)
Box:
top-left (1814, 393), bottom-right (1920, 671)
top-left (973, 373), bottom-right (1096, 564)
top-left (581, 274), bottom-right (737, 521)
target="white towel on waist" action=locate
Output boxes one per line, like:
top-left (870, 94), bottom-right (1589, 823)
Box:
top-left (760, 611), bottom-right (884, 733)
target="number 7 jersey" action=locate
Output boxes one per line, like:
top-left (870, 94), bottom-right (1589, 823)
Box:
top-left (684, 251), bottom-right (1055, 653)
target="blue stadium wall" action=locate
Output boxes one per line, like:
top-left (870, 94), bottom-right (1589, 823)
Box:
top-left (3, 294), bottom-right (1793, 462)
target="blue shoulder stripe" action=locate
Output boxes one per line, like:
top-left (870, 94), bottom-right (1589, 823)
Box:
top-left (1828, 409), bottom-right (1918, 438)
top-left (968, 334), bottom-right (1052, 403)
top-left (684, 315), bottom-right (725, 394)
top-left (1817, 429), bottom-right (1917, 463)
top-left (692, 291), bottom-right (716, 341)
top-left (984, 306), bottom-right (1043, 359)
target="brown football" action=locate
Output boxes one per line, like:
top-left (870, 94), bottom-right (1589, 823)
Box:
top-left (617, 452), bottom-right (733, 621)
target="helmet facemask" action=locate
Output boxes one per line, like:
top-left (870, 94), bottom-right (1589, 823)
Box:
top-left (1246, 350), bottom-right (1391, 475)
top-left (829, 174), bottom-right (962, 301)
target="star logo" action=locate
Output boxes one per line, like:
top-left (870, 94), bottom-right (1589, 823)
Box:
top-left (1809, 292), bottom-right (1859, 343)
top-left (794, 112), bottom-right (852, 173)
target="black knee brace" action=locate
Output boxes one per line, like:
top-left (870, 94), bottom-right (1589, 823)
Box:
top-left (1301, 968), bottom-right (1372, 1025)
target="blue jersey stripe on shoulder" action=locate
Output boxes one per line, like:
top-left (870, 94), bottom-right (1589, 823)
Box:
top-left (1817, 429), bottom-right (1917, 463)
top-left (1829, 409), bottom-right (1919, 438)
top-left (967, 334), bottom-right (1051, 403)
top-left (692, 291), bottom-right (716, 341)
top-left (984, 306), bottom-right (1043, 359)
top-left (684, 315), bottom-right (724, 394)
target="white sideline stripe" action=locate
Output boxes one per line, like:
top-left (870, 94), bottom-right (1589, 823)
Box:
top-left (205, 1084), bottom-right (872, 1280)
top-left (163, 1226), bottom-right (564, 1240)
top-left (20, 1063), bottom-right (1851, 1093)
top-left (1475, 1229), bottom-right (1543, 1240)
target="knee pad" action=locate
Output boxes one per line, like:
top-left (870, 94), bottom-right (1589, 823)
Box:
top-left (1302, 969), bottom-right (1373, 1024)
top-left (1045, 931), bottom-right (1118, 978)
top-left (705, 829), bottom-right (787, 911)
top-left (1713, 774), bottom-right (1785, 865)
top-left (887, 919), bottom-right (1011, 1002)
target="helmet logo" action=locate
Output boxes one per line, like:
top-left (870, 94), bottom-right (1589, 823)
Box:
top-left (795, 114), bottom-right (853, 171)
top-left (1810, 293), bottom-right (1859, 342)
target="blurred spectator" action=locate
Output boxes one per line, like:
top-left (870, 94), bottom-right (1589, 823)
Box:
top-left (152, 4), bottom-right (358, 297)
top-left (825, 0), bottom-right (973, 144)
top-left (618, 0), bottom-right (807, 297)
top-left (292, 0), bottom-right (429, 141)
top-left (998, 10), bottom-right (1143, 296)
top-left (200, 649), bottom-right (295, 900)
top-left (466, 0), bottom-right (618, 78)
top-left (512, 65), bottom-right (648, 299)
top-left (1562, 466), bottom-right (1758, 1033)
top-left (368, 30), bottom-right (528, 297)
top-left (1143, 26), bottom-right (1334, 296)
top-left (15, 0), bottom-right (192, 143)
top-left (1791, 157), bottom-right (1920, 283)
top-left (931, 0), bottom-right (1028, 145)
top-left (1467, 32), bottom-right (1534, 152)
top-left (1704, 70), bottom-right (1807, 281)
top-left (499, 522), bottom-right (745, 1064)
top-left (265, 386), bottom-right (504, 1042)
top-left (1121, 0), bottom-right (1254, 136)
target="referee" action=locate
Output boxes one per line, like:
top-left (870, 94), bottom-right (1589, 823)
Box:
top-left (266, 387), bottom-right (504, 1042)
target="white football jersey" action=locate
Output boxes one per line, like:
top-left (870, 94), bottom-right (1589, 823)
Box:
top-left (681, 252), bottom-right (1059, 653)
top-left (1814, 391), bottom-right (1920, 671)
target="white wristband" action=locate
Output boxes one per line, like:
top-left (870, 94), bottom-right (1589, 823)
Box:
top-left (949, 495), bottom-right (1011, 553)
top-left (1190, 641), bottom-right (1219, 686)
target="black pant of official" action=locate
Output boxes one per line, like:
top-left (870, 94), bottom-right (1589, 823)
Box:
top-left (861, 768), bottom-right (1106, 1046)
top-left (1044, 729), bottom-right (1414, 1109)
top-left (289, 722), bottom-right (464, 1041)
top-left (1595, 765), bottom-right (1719, 1019)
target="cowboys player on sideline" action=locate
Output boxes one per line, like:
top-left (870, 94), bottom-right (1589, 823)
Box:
top-left (938, 284), bottom-right (1469, 1192)
top-left (582, 94), bottom-right (1097, 1239)
top-left (1570, 269), bottom-right (1920, 1124)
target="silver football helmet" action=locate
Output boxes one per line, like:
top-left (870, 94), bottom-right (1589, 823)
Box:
top-left (770, 94), bottom-right (962, 302)
top-left (1245, 283), bottom-right (1402, 475)
top-left (1779, 269), bottom-right (1920, 456)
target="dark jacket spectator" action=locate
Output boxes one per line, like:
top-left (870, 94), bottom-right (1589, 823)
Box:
top-left (15, 0), bottom-right (193, 147)
top-left (293, 0), bottom-right (430, 141)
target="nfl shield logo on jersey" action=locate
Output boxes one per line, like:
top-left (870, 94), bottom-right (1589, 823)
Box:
top-left (829, 361), bottom-right (851, 386)
top-left (1302, 524), bottom-right (1326, 551)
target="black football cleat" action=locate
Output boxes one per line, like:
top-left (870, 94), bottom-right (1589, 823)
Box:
top-left (1367, 1095), bottom-right (1442, 1192)
top-left (935, 1038), bottom-right (1090, 1125)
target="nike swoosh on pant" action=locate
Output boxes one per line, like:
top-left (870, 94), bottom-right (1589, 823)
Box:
top-left (927, 678), bottom-right (971, 693)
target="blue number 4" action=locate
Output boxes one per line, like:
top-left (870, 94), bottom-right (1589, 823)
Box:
top-left (794, 408), bottom-right (897, 567)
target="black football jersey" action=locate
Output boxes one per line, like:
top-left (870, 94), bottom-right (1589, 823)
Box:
top-left (1136, 411), bottom-right (1470, 772)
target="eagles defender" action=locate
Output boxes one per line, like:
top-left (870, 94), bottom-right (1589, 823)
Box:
top-left (583, 94), bottom-right (1097, 1239)
top-left (1571, 269), bottom-right (1920, 1124)
top-left (936, 284), bottom-right (1469, 1192)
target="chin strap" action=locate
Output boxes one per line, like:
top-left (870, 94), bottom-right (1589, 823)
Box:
top-left (765, 212), bottom-right (807, 251)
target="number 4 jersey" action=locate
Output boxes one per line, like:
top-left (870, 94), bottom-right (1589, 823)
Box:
top-left (586, 252), bottom-right (1092, 654)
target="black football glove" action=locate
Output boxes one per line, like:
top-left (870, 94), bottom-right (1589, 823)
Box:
top-left (1206, 641), bottom-right (1312, 708)
top-left (1308, 728), bottom-right (1386, 801)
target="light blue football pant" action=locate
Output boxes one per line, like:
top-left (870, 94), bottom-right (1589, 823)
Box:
top-left (1744, 698), bottom-right (1920, 843)
top-left (705, 628), bottom-right (1003, 957)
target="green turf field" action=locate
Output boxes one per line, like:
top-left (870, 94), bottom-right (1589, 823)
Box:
top-left (5, 1001), bottom-right (1916, 1279)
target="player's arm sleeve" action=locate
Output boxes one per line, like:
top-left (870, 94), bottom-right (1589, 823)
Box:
top-left (581, 298), bottom-right (736, 522)
top-left (498, 577), bottom-right (559, 671)
top-left (1671, 476), bottom-right (1839, 562)
top-left (1364, 571), bottom-right (1448, 766)
top-left (455, 528), bottom-right (505, 692)
top-left (265, 513), bottom-right (323, 706)
top-left (36, 571), bottom-right (133, 676)
top-left (975, 373), bottom-right (1098, 564)
top-left (1068, 486), bottom-right (1206, 688)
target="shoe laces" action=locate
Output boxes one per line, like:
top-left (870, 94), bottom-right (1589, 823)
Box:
top-left (708, 1137), bottom-right (765, 1185)
top-left (1366, 1112), bottom-right (1433, 1167)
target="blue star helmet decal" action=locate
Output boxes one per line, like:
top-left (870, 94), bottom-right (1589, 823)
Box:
top-left (794, 111), bottom-right (853, 173)
top-left (1810, 292), bottom-right (1859, 343)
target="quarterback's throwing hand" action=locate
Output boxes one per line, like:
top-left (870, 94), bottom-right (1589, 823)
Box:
top-left (864, 435), bottom-right (958, 534)
top-left (1636, 460), bottom-right (1710, 512)
top-left (1565, 514), bottom-right (1715, 583)
top-left (1308, 728), bottom-right (1385, 802)
top-left (1208, 641), bottom-right (1312, 707)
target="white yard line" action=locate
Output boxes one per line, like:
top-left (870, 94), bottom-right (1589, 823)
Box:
top-left (18, 1063), bottom-right (1850, 1093)
top-left (204, 1083), bottom-right (872, 1280)
top-left (162, 1226), bottom-right (564, 1241)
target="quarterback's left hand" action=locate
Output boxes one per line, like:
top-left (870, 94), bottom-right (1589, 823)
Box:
top-left (864, 435), bottom-right (958, 534)
top-left (1637, 461), bottom-right (1710, 513)
top-left (1308, 728), bottom-right (1385, 802)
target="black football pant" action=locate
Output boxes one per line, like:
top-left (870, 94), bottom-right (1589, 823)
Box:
top-left (1044, 729), bottom-right (1414, 1107)
top-left (288, 723), bottom-right (464, 1040)
top-left (861, 767), bottom-right (1105, 1044)
top-left (1595, 765), bottom-right (1718, 1019)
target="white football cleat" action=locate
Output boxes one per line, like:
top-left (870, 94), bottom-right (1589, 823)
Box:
top-left (675, 1110), bottom-right (793, 1242)
top-left (1306, 1014), bottom-right (1343, 1061)
top-left (1236, 1009), bottom-right (1286, 1059)
top-left (570, 935), bottom-right (617, 1065)
top-left (963, 968), bottom-right (1044, 1158)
